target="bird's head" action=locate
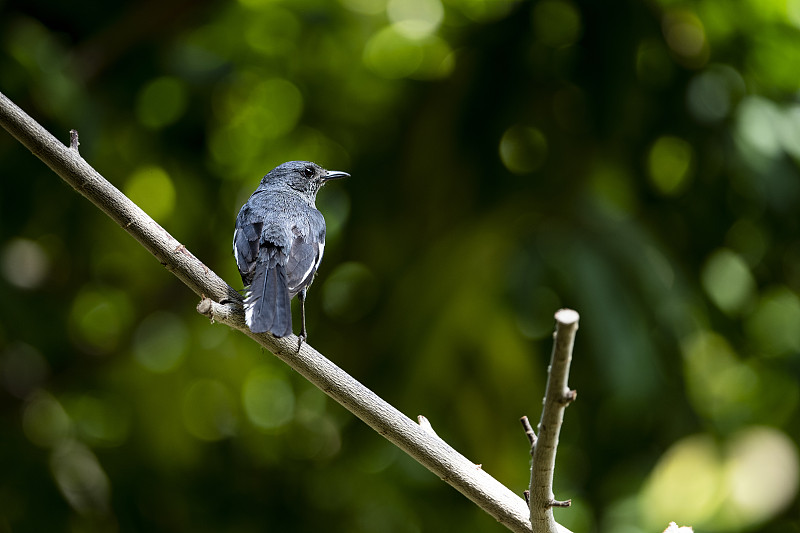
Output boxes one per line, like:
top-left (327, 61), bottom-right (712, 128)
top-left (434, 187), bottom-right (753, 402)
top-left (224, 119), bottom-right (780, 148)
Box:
top-left (261, 161), bottom-right (349, 199)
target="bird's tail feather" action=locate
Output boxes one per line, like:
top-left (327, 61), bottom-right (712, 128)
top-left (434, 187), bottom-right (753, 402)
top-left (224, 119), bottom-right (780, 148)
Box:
top-left (244, 262), bottom-right (292, 337)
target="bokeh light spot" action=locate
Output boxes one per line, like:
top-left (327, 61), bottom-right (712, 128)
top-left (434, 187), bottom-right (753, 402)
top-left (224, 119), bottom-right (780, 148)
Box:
top-left (70, 286), bottom-right (134, 353)
top-left (662, 10), bottom-right (709, 68)
top-left (746, 31), bottom-right (800, 92)
top-left (640, 434), bottom-right (723, 528)
top-left (133, 311), bottom-right (189, 373)
top-left (1, 342), bottom-right (49, 398)
top-left (136, 76), bottom-right (188, 129)
top-left (744, 287), bottom-right (800, 356)
top-left (411, 36), bottom-right (455, 80)
top-left (532, 0), bottom-right (582, 48)
top-left (124, 166), bottom-right (176, 222)
top-left (447, 0), bottom-right (520, 22)
top-left (322, 262), bottom-right (379, 323)
top-left (682, 331), bottom-right (758, 425)
top-left (65, 394), bottom-right (130, 448)
top-left (735, 96), bottom-right (782, 158)
top-left (1, 238), bottom-right (49, 289)
top-left (363, 26), bottom-right (424, 79)
top-left (641, 427), bottom-right (798, 530)
top-left (242, 367), bottom-right (295, 430)
top-left (246, 78), bottom-right (304, 139)
top-left (387, 0), bottom-right (444, 40)
top-left (726, 218), bottom-right (768, 266)
top-left (687, 65), bottom-right (745, 124)
top-left (499, 125), bottom-right (548, 174)
top-left (211, 74), bottom-right (304, 172)
top-left (587, 161), bottom-right (637, 219)
top-left (244, 7), bottom-right (299, 56)
top-left (339, 0), bottom-right (386, 15)
top-left (647, 135), bottom-right (694, 196)
top-left (182, 379), bottom-right (237, 441)
top-left (780, 104), bottom-right (800, 160)
top-left (724, 427), bottom-right (799, 525)
top-left (23, 390), bottom-right (72, 447)
top-left (50, 441), bottom-right (111, 515)
top-left (701, 248), bottom-right (756, 315)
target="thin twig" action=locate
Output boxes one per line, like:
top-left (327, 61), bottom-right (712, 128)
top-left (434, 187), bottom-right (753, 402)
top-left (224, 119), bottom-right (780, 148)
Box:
top-left (548, 499), bottom-right (572, 508)
top-left (528, 309), bottom-right (579, 533)
top-left (0, 90), bottom-right (535, 533)
top-left (520, 416), bottom-right (537, 448)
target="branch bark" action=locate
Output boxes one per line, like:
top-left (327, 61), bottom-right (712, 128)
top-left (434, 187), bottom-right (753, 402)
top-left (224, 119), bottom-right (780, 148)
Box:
top-left (1, 90), bottom-right (537, 531)
top-left (528, 309), bottom-right (579, 533)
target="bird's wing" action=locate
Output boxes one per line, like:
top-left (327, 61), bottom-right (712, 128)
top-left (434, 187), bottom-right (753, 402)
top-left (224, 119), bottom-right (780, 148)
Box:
top-left (285, 233), bottom-right (322, 296)
top-left (285, 211), bottom-right (326, 297)
top-left (233, 219), bottom-right (263, 285)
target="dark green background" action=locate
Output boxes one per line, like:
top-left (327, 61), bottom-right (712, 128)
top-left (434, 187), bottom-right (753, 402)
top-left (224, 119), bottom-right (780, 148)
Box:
top-left (1, 0), bottom-right (799, 531)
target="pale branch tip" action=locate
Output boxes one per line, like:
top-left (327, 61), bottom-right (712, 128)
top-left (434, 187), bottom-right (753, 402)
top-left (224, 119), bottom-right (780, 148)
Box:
top-left (554, 308), bottom-right (579, 326)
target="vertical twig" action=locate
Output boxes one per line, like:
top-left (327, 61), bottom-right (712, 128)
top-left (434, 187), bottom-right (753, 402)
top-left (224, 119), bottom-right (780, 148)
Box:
top-left (528, 309), bottom-right (579, 533)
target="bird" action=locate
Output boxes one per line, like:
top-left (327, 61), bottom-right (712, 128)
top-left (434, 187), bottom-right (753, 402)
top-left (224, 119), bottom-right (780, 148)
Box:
top-left (233, 161), bottom-right (349, 342)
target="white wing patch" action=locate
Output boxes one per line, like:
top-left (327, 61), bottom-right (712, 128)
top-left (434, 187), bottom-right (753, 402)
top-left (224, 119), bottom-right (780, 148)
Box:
top-left (243, 290), bottom-right (255, 328)
top-left (232, 229), bottom-right (243, 272)
top-left (288, 241), bottom-right (324, 293)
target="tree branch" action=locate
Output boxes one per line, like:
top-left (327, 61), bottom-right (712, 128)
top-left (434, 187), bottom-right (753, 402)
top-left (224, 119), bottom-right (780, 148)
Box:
top-left (528, 309), bottom-right (579, 533)
top-left (0, 91), bottom-right (238, 305)
top-left (1, 90), bottom-right (537, 532)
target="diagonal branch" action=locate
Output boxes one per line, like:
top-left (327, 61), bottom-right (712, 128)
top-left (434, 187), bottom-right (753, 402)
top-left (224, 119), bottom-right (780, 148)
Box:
top-left (0, 90), bottom-right (535, 532)
top-left (0, 92), bottom-right (237, 305)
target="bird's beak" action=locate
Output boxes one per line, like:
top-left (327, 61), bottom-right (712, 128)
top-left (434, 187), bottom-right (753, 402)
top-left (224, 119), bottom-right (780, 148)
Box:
top-left (322, 170), bottom-right (350, 182)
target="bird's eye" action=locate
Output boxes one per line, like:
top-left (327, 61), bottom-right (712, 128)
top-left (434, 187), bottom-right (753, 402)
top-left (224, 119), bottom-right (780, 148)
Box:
top-left (303, 166), bottom-right (315, 178)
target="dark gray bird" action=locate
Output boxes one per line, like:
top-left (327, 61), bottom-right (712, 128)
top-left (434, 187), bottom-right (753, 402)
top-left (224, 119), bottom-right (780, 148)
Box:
top-left (233, 161), bottom-right (349, 340)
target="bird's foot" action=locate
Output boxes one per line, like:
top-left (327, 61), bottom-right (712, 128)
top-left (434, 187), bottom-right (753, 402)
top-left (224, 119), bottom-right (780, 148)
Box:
top-left (296, 333), bottom-right (306, 352)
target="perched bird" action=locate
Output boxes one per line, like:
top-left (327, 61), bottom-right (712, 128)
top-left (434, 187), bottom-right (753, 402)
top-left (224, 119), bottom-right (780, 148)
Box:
top-left (233, 161), bottom-right (348, 341)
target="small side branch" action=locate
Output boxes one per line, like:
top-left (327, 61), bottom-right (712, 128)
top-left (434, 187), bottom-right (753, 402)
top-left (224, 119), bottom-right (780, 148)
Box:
top-left (548, 499), bottom-right (571, 508)
top-left (69, 129), bottom-right (80, 152)
top-left (528, 309), bottom-right (579, 533)
top-left (417, 415), bottom-right (440, 438)
top-left (520, 416), bottom-right (537, 449)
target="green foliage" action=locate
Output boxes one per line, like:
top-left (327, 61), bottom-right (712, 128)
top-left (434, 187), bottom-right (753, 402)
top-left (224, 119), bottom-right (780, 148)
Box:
top-left (2, 0), bottom-right (800, 531)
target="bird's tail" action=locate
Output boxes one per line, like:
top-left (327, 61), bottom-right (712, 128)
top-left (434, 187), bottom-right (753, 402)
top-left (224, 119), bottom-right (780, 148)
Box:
top-left (244, 261), bottom-right (292, 337)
